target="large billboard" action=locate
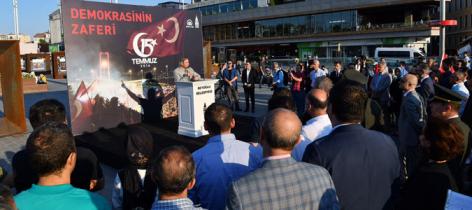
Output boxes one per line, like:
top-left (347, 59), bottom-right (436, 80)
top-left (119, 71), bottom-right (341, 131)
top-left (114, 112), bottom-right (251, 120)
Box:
top-left (62, 0), bottom-right (203, 135)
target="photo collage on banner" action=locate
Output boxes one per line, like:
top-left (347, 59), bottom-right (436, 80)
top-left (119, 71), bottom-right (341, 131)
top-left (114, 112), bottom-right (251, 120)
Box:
top-left (62, 0), bottom-right (203, 135)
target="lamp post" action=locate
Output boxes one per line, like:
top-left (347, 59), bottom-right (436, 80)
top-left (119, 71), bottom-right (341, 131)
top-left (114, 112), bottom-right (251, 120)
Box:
top-left (12, 0), bottom-right (19, 40)
top-left (440, 0), bottom-right (446, 57)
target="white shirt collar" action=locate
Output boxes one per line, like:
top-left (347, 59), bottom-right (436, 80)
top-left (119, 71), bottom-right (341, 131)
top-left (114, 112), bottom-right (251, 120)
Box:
top-left (264, 154), bottom-right (291, 161)
top-left (306, 114), bottom-right (330, 125)
top-left (403, 90), bottom-right (413, 97)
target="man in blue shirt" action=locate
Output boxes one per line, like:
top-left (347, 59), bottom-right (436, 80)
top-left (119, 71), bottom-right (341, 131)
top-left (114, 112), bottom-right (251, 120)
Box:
top-left (223, 61), bottom-right (242, 111)
top-left (190, 103), bottom-right (262, 210)
top-left (272, 62), bottom-right (285, 93)
top-left (14, 122), bottom-right (110, 210)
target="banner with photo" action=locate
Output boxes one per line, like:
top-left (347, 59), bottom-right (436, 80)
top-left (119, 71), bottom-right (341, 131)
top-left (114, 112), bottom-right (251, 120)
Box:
top-left (62, 0), bottom-right (203, 135)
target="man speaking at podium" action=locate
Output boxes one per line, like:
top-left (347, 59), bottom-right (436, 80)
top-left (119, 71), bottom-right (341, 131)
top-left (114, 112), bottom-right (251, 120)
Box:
top-left (174, 58), bottom-right (202, 82)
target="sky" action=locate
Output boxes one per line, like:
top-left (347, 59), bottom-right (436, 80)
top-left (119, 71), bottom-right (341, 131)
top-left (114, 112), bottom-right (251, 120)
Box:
top-left (0, 0), bottom-right (189, 37)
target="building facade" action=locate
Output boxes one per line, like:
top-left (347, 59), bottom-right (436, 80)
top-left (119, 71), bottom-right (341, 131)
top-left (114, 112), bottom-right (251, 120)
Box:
top-left (187, 0), bottom-right (441, 62)
top-left (49, 9), bottom-right (63, 45)
top-left (33, 32), bottom-right (51, 44)
top-left (446, 0), bottom-right (472, 52)
top-left (0, 34), bottom-right (32, 43)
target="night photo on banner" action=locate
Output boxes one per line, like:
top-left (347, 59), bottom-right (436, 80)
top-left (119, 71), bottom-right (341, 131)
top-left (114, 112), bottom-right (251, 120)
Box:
top-left (61, 0), bottom-right (204, 135)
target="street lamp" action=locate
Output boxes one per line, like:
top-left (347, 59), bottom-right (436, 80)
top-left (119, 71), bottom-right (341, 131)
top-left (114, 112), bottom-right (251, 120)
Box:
top-left (12, 0), bottom-right (19, 40)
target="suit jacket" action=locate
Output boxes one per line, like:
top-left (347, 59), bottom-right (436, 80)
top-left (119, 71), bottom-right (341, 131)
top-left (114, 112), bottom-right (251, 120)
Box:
top-left (329, 70), bottom-right (343, 84)
top-left (417, 76), bottom-right (435, 103)
top-left (303, 124), bottom-right (400, 210)
top-left (450, 117), bottom-right (471, 164)
top-left (399, 91), bottom-right (426, 147)
top-left (370, 73), bottom-right (392, 105)
top-left (226, 157), bottom-right (339, 210)
top-left (241, 68), bottom-right (257, 88)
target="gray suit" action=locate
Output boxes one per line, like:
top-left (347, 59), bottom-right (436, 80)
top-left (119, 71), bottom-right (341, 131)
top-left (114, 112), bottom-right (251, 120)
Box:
top-left (398, 90), bottom-right (426, 177)
top-left (173, 66), bottom-right (201, 82)
top-left (226, 158), bottom-right (339, 210)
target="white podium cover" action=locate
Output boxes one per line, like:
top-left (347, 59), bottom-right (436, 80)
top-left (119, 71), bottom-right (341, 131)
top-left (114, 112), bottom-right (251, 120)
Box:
top-left (176, 79), bottom-right (218, 138)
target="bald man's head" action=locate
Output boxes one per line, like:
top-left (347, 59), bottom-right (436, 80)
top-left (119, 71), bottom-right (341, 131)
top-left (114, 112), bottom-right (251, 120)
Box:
top-left (153, 146), bottom-right (195, 195)
top-left (401, 74), bottom-right (418, 91)
top-left (262, 108), bottom-right (302, 151)
top-left (306, 89), bottom-right (328, 116)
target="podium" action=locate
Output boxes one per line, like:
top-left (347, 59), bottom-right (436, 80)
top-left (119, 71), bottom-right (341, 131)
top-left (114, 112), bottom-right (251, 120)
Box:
top-left (176, 79), bottom-right (218, 138)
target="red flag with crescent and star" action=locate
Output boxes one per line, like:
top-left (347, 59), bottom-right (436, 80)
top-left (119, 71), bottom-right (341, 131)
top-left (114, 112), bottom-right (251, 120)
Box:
top-left (127, 11), bottom-right (185, 58)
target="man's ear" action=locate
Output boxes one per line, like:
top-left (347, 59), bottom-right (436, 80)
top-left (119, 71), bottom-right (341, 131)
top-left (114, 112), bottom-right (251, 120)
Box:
top-left (204, 121), bottom-right (208, 131)
top-left (67, 152), bottom-right (77, 170)
top-left (295, 135), bottom-right (302, 146)
top-left (89, 180), bottom-right (98, 191)
top-left (230, 118), bottom-right (236, 129)
top-left (187, 178), bottom-right (196, 190)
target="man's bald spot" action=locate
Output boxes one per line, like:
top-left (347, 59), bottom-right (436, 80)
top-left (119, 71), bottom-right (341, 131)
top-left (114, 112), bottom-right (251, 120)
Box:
top-left (272, 108), bottom-right (301, 135)
top-left (263, 108), bottom-right (302, 150)
top-left (310, 89), bottom-right (327, 102)
top-left (307, 89), bottom-right (328, 110)
top-left (404, 74), bottom-right (418, 86)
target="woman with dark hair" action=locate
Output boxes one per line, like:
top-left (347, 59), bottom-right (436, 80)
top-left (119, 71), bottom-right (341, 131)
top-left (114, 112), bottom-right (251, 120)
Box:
top-left (397, 118), bottom-right (464, 210)
top-left (112, 126), bottom-right (158, 210)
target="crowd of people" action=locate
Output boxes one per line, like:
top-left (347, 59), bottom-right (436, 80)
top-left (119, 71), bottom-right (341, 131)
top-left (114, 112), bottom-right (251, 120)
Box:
top-left (0, 53), bottom-right (471, 210)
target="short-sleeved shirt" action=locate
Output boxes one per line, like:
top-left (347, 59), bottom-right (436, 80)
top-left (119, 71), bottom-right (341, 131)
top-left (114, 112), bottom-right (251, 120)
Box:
top-left (15, 184), bottom-right (111, 210)
top-left (12, 147), bottom-right (103, 193)
top-left (223, 68), bottom-right (239, 88)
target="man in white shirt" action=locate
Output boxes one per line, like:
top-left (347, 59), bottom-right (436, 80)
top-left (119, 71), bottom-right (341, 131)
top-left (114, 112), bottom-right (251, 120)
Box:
top-left (292, 89), bottom-right (332, 161)
top-left (451, 71), bottom-right (470, 114)
top-left (310, 60), bottom-right (326, 89)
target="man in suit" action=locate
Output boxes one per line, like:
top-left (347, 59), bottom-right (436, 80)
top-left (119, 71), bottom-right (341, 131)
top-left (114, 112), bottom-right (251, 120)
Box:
top-left (303, 81), bottom-right (400, 210)
top-left (227, 108), bottom-right (339, 210)
top-left (370, 62), bottom-right (393, 128)
top-left (398, 74), bottom-right (427, 178)
top-left (242, 62), bottom-right (257, 113)
top-left (329, 61), bottom-right (343, 84)
top-left (343, 69), bottom-right (385, 131)
top-left (417, 64), bottom-right (435, 104)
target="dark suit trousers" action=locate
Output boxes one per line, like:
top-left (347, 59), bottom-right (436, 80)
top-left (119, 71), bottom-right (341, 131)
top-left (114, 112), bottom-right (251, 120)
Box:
top-left (244, 86), bottom-right (255, 111)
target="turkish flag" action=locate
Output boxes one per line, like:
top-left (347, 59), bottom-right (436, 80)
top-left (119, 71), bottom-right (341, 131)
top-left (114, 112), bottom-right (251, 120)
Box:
top-left (71, 81), bottom-right (93, 132)
top-left (127, 11), bottom-right (185, 58)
